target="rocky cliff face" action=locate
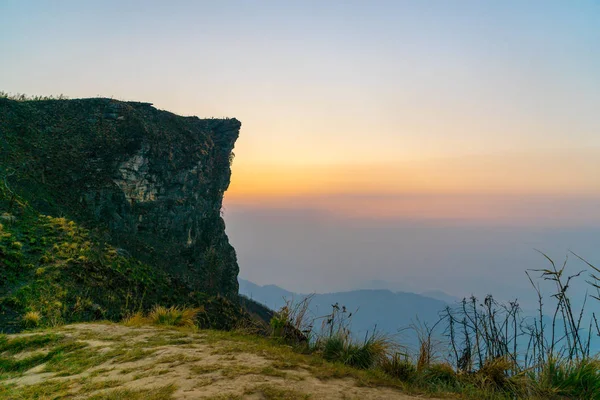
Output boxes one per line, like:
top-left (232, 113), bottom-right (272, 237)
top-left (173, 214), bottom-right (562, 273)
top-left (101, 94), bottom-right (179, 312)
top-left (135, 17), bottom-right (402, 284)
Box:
top-left (0, 98), bottom-right (240, 298)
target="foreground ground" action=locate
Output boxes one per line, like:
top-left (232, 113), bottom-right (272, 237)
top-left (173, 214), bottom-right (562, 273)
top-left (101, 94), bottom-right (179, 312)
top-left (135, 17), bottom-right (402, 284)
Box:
top-left (0, 323), bottom-right (441, 399)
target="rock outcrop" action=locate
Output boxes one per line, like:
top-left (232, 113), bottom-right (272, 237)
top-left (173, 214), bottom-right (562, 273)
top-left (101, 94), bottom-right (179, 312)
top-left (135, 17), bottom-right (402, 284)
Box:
top-left (0, 97), bottom-right (240, 298)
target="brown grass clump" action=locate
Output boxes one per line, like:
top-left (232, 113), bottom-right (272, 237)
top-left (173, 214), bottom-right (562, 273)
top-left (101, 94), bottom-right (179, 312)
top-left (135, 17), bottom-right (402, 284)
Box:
top-left (122, 305), bottom-right (203, 328)
top-left (147, 305), bottom-right (201, 327)
top-left (22, 311), bottom-right (41, 328)
top-left (476, 356), bottom-right (514, 389)
top-left (122, 311), bottom-right (146, 327)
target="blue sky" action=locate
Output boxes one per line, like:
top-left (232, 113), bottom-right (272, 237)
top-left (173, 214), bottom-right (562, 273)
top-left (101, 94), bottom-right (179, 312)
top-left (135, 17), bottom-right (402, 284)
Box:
top-left (1, 1), bottom-right (599, 300)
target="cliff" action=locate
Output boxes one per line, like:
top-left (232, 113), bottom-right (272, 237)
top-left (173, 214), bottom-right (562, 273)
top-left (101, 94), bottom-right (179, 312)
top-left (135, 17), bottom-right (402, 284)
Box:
top-left (0, 97), bottom-right (248, 331)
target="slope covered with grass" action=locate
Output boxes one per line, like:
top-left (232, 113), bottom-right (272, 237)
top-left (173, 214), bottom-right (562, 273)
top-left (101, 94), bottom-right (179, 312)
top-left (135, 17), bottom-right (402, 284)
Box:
top-left (0, 191), bottom-right (263, 333)
top-left (3, 321), bottom-right (597, 400)
top-left (0, 323), bottom-right (429, 400)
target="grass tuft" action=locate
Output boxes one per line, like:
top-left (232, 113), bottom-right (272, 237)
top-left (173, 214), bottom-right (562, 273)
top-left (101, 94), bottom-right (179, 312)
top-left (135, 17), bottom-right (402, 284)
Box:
top-left (22, 311), bottom-right (41, 328)
top-left (536, 357), bottom-right (600, 399)
top-left (122, 311), bottom-right (146, 327)
top-left (320, 332), bottom-right (392, 370)
top-left (380, 353), bottom-right (417, 382)
top-left (146, 305), bottom-right (202, 328)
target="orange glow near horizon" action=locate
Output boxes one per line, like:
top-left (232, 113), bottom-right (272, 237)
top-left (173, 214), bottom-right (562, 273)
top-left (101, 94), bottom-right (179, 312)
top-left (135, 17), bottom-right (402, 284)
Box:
top-left (227, 150), bottom-right (600, 199)
top-left (225, 150), bottom-right (600, 224)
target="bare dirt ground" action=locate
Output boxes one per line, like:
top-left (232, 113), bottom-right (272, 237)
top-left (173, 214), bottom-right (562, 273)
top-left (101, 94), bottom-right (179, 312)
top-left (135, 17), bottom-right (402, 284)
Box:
top-left (1, 323), bottom-right (443, 399)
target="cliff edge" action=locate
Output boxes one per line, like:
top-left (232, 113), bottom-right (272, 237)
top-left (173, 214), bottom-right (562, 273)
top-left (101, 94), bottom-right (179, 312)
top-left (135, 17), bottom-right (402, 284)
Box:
top-left (0, 97), bottom-right (247, 331)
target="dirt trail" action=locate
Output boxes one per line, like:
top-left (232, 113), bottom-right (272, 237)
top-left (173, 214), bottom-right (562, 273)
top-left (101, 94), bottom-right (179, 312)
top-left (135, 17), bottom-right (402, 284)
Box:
top-left (2, 324), bottom-right (441, 399)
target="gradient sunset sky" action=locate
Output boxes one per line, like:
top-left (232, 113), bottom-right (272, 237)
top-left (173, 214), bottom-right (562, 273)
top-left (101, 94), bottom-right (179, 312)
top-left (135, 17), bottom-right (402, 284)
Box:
top-left (2, 1), bottom-right (599, 297)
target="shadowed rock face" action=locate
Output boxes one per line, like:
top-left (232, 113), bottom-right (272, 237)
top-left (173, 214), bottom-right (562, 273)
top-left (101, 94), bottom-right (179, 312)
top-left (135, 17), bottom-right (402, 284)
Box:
top-left (0, 98), bottom-right (241, 298)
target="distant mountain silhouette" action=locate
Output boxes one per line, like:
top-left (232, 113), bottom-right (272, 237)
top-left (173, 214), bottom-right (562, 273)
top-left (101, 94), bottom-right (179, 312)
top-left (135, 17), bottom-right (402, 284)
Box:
top-left (238, 278), bottom-right (448, 348)
top-left (238, 279), bottom-right (296, 310)
top-left (420, 290), bottom-right (461, 304)
top-left (358, 279), bottom-right (461, 304)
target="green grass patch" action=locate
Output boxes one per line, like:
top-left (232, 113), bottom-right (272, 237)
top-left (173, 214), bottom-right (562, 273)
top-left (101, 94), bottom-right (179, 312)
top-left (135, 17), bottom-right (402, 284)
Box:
top-left (0, 379), bottom-right (73, 399)
top-left (44, 343), bottom-right (157, 377)
top-left (0, 352), bottom-right (53, 377)
top-left (44, 343), bottom-right (110, 376)
top-left (0, 333), bottom-right (62, 355)
top-left (0, 336), bottom-right (87, 379)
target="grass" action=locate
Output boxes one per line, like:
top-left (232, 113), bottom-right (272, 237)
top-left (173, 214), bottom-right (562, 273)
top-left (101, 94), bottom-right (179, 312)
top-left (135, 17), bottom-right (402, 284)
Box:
top-left (0, 200), bottom-right (185, 331)
top-left (0, 323), bottom-right (337, 398)
top-left (265, 252), bottom-right (600, 400)
top-left (22, 311), bottom-right (41, 329)
top-left (0, 188), bottom-right (255, 334)
top-left (0, 330), bottom-right (158, 380)
top-left (0, 333), bottom-right (62, 354)
top-left (0, 379), bottom-right (74, 400)
top-left (0, 322), bottom-right (567, 400)
top-left (535, 357), bottom-right (600, 399)
top-left (201, 328), bottom-right (409, 391)
top-left (380, 353), bottom-right (417, 382)
top-left (123, 305), bottom-right (202, 328)
top-left (319, 333), bottom-right (391, 369)
top-left (79, 379), bottom-right (124, 393)
top-left (0, 352), bottom-right (54, 377)
top-left (2, 296), bottom-right (600, 400)
top-left (0, 378), bottom-right (175, 400)
top-left (0, 335), bottom-right (89, 379)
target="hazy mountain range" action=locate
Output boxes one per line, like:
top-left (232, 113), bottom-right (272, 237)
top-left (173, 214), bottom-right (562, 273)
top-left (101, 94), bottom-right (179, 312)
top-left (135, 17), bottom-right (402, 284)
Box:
top-left (239, 278), bottom-right (600, 354)
top-left (238, 278), bottom-right (453, 348)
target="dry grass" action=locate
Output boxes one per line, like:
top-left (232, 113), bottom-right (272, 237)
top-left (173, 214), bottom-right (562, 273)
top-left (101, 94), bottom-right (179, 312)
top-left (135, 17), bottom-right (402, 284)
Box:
top-left (147, 305), bottom-right (202, 328)
top-left (122, 312), bottom-right (146, 327)
top-left (122, 306), bottom-right (202, 328)
top-left (22, 311), bottom-right (41, 329)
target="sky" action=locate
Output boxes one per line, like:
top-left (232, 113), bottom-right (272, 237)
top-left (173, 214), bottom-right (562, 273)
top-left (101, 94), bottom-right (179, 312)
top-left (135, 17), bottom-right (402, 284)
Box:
top-left (1, 1), bottom-right (599, 303)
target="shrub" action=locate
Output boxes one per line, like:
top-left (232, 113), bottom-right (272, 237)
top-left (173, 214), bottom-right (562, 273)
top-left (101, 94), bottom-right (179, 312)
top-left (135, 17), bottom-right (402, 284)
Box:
top-left (22, 311), bottom-right (41, 329)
